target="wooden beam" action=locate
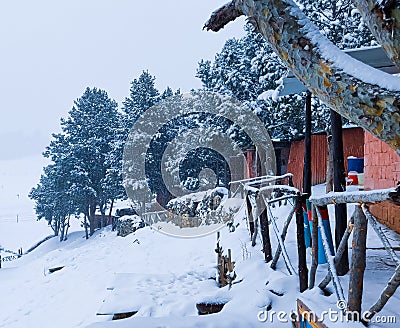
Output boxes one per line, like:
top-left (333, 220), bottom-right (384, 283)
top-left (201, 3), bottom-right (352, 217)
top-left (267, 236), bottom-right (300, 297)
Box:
top-left (310, 188), bottom-right (393, 206)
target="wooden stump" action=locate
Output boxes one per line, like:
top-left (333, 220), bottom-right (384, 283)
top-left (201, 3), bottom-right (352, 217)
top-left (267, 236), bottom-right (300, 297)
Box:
top-left (196, 302), bottom-right (225, 315)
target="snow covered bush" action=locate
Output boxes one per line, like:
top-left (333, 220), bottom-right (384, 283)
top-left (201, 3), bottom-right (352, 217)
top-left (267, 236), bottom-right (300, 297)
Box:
top-left (116, 215), bottom-right (145, 237)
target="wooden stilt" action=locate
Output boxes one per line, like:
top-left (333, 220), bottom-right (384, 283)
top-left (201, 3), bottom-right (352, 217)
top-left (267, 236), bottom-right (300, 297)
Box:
top-left (309, 205), bottom-right (319, 289)
top-left (259, 209), bottom-right (272, 263)
top-left (319, 215), bottom-right (354, 289)
top-left (270, 205), bottom-right (295, 269)
top-left (315, 206), bottom-right (346, 305)
top-left (347, 206), bottom-right (367, 320)
top-left (296, 193), bottom-right (308, 292)
top-left (365, 264), bottom-right (400, 321)
top-left (264, 197), bottom-right (295, 275)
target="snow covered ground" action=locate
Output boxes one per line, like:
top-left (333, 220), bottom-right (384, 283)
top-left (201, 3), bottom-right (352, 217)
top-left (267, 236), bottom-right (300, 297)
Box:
top-left (0, 155), bottom-right (84, 254)
top-left (0, 181), bottom-right (399, 327)
top-left (0, 155), bottom-right (51, 253)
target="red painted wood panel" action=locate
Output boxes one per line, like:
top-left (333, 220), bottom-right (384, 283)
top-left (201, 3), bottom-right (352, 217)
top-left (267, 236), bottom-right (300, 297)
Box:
top-left (287, 128), bottom-right (364, 191)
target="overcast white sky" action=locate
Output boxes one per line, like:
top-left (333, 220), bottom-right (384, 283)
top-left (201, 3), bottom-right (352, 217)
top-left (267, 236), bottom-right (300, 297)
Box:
top-left (0, 0), bottom-right (245, 160)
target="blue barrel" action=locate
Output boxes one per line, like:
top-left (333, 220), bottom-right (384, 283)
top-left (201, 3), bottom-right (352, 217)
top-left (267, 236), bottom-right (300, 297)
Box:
top-left (348, 157), bottom-right (364, 173)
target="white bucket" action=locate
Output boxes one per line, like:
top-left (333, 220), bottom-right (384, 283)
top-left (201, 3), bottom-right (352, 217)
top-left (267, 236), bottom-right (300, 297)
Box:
top-left (357, 173), bottom-right (365, 185)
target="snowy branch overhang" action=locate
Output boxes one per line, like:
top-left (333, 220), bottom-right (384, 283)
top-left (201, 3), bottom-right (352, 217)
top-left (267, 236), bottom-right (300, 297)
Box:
top-left (278, 46), bottom-right (400, 96)
top-left (205, 0), bottom-right (400, 154)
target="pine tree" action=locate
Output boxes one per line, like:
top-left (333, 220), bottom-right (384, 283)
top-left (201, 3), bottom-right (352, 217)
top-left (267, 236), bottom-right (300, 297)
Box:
top-left (31, 87), bottom-right (123, 238)
top-left (196, 26), bottom-right (310, 140)
top-left (122, 71), bottom-right (160, 126)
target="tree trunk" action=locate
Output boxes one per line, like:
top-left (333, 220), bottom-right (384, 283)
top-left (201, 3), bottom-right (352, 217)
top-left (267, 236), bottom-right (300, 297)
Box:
top-left (331, 109), bottom-right (349, 276)
top-left (101, 212), bottom-right (105, 229)
top-left (84, 211), bottom-right (89, 240)
top-left (109, 199), bottom-right (115, 230)
top-left (59, 218), bottom-right (65, 242)
top-left (64, 215), bottom-right (70, 241)
top-left (352, 0), bottom-right (400, 68)
top-left (347, 205), bottom-right (367, 320)
top-left (53, 219), bottom-right (59, 237)
top-left (89, 201), bottom-right (96, 236)
top-left (205, 0), bottom-right (400, 154)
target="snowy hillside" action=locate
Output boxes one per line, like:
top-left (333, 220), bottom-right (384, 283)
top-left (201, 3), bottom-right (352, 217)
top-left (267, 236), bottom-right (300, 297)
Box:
top-left (0, 155), bottom-right (51, 252)
top-left (0, 192), bottom-right (399, 327)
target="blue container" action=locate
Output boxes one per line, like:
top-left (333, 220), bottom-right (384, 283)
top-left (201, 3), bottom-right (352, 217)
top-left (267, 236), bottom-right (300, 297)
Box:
top-left (348, 157), bottom-right (364, 173)
top-left (303, 212), bottom-right (311, 248)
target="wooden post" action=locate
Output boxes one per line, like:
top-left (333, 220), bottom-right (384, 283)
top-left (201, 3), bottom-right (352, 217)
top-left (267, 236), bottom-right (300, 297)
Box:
top-left (260, 209), bottom-right (272, 262)
top-left (296, 193), bottom-right (308, 292)
top-left (331, 109), bottom-right (349, 276)
top-left (245, 195), bottom-right (255, 238)
top-left (348, 205), bottom-right (367, 320)
top-left (303, 91), bottom-right (312, 197)
top-left (309, 205), bottom-right (319, 289)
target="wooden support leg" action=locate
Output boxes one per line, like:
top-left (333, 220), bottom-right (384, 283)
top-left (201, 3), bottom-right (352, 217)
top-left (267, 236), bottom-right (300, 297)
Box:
top-left (271, 205), bottom-right (295, 269)
top-left (260, 209), bottom-right (272, 263)
top-left (309, 205), bottom-right (319, 289)
top-left (319, 215), bottom-right (355, 290)
top-left (296, 193), bottom-right (308, 292)
top-left (362, 205), bottom-right (400, 266)
top-left (265, 197), bottom-right (295, 275)
top-left (348, 205), bottom-right (367, 320)
top-left (315, 206), bottom-right (346, 305)
top-left (365, 264), bottom-right (400, 322)
top-left (245, 195), bottom-right (255, 239)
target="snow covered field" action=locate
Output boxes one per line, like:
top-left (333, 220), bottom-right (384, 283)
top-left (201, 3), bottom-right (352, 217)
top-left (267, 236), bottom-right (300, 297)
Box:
top-left (0, 155), bottom-right (50, 252)
top-left (0, 182), bottom-right (399, 327)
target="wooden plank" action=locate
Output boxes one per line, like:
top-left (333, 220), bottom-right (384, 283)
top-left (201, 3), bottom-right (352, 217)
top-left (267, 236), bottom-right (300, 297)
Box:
top-left (310, 188), bottom-right (393, 207)
top-left (296, 299), bottom-right (329, 328)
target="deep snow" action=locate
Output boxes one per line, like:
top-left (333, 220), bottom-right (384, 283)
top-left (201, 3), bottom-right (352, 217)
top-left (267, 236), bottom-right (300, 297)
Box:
top-left (0, 180), bottom-right (399, 327)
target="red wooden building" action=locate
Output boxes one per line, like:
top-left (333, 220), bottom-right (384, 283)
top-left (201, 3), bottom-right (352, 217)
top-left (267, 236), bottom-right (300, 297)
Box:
top-left (286, 127), bottom-right (365, 190)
